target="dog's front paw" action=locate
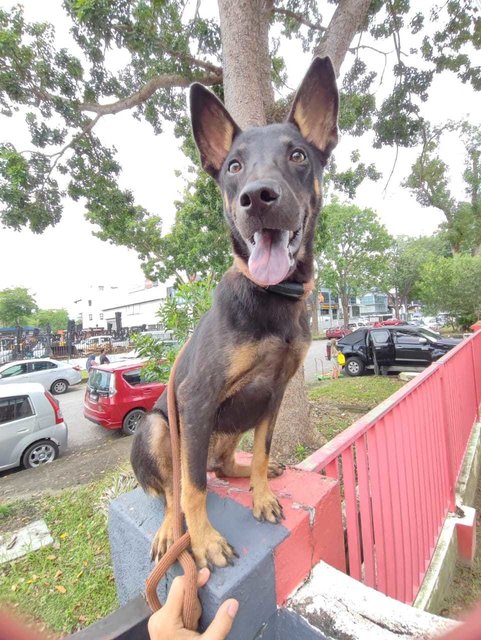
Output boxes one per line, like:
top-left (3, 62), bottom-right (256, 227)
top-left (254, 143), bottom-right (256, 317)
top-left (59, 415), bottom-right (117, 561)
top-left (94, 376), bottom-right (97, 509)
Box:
top-left (252, 489), bottom-right (284, 524)
top-left (150, 518), bottom-right (174, 562)
top-left (267, 459), bottom-right (286, 478)
top-left (191, 527), bottom-right (237, 569)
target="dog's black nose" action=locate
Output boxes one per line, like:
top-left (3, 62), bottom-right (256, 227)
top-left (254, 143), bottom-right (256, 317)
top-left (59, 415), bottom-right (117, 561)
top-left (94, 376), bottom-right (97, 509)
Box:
top-left (239, 181), bottom-right (280, 212)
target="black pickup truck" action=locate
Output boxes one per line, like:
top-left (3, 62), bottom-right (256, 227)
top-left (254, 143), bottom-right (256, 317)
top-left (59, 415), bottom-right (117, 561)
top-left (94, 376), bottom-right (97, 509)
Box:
top-left (337, 326), bottom-right (461, 377)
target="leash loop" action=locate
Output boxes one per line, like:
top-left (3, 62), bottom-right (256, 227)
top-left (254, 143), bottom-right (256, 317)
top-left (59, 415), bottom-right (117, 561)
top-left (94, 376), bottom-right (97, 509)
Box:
top-left (144, 345), bottom-right (200, 631)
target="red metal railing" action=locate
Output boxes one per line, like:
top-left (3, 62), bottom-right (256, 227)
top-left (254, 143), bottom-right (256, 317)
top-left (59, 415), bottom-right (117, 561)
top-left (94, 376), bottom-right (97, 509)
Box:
top-left (298, 331), bottom-right (481, 604)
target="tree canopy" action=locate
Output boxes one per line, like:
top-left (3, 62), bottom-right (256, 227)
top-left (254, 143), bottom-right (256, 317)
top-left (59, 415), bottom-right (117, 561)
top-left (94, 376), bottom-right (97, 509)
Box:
top-left (0, 287), bottom-right (38, 326)
top-left (382, 235), bottom-right (448, 318)
top-left (1, 0), bottom-right (480, 280)
top-left (33, 308), bottom-right (69, 332)
top-left (316, 201), bottom-right (392, 325)
top-left (405, 122), bottom-right (481, 254)
top-left (418, 254), bottom-right (481, 327)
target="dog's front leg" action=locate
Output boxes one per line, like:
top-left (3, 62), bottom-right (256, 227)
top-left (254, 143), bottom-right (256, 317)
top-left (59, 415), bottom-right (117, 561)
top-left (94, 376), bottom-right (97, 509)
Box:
top-left (180, 416), bottom-right (236, 568)
top-left (251, 416), bottom-right (284, 524)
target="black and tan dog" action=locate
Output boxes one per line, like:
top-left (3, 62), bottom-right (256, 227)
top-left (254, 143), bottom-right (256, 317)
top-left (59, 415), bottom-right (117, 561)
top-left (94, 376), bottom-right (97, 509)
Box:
top-left (131, 57), bottom-right (339, 569)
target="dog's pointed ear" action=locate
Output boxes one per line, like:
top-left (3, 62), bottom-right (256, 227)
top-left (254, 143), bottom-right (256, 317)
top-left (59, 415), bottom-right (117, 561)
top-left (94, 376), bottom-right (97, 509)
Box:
top-left (287, 57), bottom-right (339, 157)
top-left (190, 84), bottom-right (241, 178)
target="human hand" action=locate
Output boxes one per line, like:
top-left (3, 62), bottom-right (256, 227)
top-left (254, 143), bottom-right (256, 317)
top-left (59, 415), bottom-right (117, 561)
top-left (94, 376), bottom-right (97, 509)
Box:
top-left (148, 567), bottom-right (239, 640)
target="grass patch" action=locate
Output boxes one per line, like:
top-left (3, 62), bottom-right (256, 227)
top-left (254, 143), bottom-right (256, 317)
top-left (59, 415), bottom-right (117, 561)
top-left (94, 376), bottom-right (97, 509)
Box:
top-left (0, 504), bottom-right (13, 519)
top-left (0, 472), bottom-right (124, 636)
top-left (308, 375), bottom-right (404, 407)
top-left (308, 375), bottom-right (405, 443)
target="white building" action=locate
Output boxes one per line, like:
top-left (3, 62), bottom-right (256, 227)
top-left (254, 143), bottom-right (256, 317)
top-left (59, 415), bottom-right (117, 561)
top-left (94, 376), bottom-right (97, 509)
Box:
top-left (71, 284), bottom-right (119, 330)
top-left (71, 279), bottom-right (176, 331)
top-left (102, 280), bottom-right (175, 331)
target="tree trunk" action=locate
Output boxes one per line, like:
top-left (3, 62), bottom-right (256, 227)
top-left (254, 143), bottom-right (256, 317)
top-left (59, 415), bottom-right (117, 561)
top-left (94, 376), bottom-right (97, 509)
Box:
top-left (310, 289), bottom-right (320, 335)
top-left (217, 0), bottom-right (373, 459)
top-left (393, 295), bottom-right (400, 319)
top-left (218, 0), bottom-right (274, 126)
top-left (218, 0), bottom-right (315, 459)
top-left (314, 0), bottom-right (374, 75)
top-left (341, 294), bottom-right (350, 327)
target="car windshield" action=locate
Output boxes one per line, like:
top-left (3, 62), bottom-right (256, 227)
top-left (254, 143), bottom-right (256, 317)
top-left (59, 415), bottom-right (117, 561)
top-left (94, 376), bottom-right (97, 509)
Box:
top-left (88, 369), bottom-right (112, 392)
top-left (416, 327), bottom-right (441, 342)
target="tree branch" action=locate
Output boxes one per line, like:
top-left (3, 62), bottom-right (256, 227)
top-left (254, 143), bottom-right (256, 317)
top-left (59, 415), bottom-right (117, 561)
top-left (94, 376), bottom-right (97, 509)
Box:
top-left (79, 72), bottom-right (222, 115)
top-left (165, 49), bottom-right (222, 75)
top-left (314, 0), bottom-right (373, 75)
top-left (47, 114), bottom-right (102, 178)
top-left (272, 7), bottom-right (325, 33)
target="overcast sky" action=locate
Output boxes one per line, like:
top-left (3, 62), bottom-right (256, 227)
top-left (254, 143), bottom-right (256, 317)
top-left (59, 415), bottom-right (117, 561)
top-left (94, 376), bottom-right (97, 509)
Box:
top-left (0, 0), bottom-right (479, 311)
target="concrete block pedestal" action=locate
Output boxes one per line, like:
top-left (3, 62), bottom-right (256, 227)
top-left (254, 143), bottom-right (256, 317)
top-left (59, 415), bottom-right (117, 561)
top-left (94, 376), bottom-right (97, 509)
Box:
top-left (109, 454), bottom-right (344, 640)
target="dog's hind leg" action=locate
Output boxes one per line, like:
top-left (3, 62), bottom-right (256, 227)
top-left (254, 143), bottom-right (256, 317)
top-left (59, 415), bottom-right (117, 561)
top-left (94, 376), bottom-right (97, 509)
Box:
top-left (211, 433), bottom-right (285, 479)
top-left (251, 415), bottom-right (284, 524)
top-left (130, 411), bottom-right (174, 561)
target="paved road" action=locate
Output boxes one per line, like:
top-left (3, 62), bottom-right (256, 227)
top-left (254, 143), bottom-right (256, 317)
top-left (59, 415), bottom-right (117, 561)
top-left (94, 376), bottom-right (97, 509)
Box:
top-left (305, 339), bottom-right (332, 383)
top-left (57, 383), bottom-right (123, 451)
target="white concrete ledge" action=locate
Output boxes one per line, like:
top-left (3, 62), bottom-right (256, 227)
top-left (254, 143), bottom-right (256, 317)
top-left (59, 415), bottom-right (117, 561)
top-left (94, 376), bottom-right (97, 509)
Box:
top-left (289, 562), bottom-right (457, 639)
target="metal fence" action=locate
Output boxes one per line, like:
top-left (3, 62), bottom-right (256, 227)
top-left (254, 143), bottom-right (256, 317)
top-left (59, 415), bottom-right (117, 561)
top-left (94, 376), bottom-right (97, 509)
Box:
top-left (0, 329), bottom-right (135, 365)
top-left (298, 330), bottom-right (481, 604)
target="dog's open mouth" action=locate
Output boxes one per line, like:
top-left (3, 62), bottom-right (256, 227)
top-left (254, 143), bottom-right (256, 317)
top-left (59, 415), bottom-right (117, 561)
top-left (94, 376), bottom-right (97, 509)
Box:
top-left (247, 228), bottom-right (302, 286)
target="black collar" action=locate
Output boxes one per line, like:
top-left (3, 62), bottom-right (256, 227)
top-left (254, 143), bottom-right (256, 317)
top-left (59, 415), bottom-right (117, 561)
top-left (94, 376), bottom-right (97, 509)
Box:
top-left (265, 281), bottom-right (307, 299)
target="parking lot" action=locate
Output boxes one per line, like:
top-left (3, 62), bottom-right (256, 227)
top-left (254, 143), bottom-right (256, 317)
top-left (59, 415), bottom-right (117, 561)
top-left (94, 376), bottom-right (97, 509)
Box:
top-left (0, 341), bottom-right (331, 497)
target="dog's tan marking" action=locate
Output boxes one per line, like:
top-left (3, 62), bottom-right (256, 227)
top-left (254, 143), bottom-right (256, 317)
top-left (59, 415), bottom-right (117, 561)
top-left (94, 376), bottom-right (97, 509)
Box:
top-left (251, 418), bottom-right (284, 523)
top-left (222, 121), bottom-right (235, 155)
top-left (220, 342), bottom-right (258, 401)
top-left (291, 103), bottom-right (337, 153)
top-left (280, 134), bottom-right (293, 145)
top-left (223, 192), bottom-right (230, 211)
top-left (314, 177), bottom-right (321, 196)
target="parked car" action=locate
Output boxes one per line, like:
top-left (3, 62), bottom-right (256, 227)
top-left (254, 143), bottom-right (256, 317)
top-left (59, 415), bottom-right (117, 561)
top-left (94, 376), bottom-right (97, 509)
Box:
top-left (347, 322), bottom-right (366, 331)
top-left (83, 360), bottom-right (166, 435)
top-left (418, 316), bottom-right (440, 331)
top-left (337, 326), bottom-right (461, 377)
top-left (0, 358), bottom-right (82, 394)
top-left (325, 327), bottom-right (352, 340)
top-left (378, 318), bottom-right (407, 326)
top-left (0, 382), bottom-right (68, 471)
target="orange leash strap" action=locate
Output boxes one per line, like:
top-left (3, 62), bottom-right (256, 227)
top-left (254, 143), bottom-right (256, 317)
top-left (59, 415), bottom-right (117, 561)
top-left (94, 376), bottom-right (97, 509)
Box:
top-left (144, 346), bottom-right (200, 630)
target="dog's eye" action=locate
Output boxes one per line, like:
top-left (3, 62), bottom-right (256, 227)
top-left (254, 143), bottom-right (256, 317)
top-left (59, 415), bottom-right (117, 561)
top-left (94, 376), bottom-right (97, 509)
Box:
top-left (290, 149), bottom-right (306, 163)
top-left (228, 160), bottom-right (242, 174)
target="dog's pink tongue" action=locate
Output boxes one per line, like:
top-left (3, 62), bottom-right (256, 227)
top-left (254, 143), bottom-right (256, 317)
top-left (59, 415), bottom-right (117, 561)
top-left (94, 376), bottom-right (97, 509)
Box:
top-left (248, 230), bottom-right (291, 286)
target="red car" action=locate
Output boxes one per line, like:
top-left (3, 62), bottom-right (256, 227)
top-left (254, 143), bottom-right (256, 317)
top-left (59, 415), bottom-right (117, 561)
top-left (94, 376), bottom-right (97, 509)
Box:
top-left (325, 327), bottom-right (352, 340)
top-left (83, 361), bottom-right (166, 435)
top-left (372, 319), bottom-right (407, 327)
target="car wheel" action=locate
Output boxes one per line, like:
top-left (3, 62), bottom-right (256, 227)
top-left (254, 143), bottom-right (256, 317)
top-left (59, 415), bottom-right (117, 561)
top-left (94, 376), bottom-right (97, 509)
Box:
top-left (345, 357), bottom-right (365, 377)
top-left (51, 379), bottom-right (69, 394)
top-left (122, 408), bottom-right (146, 436)
top-left (22, 440), bottom-right (59, 469)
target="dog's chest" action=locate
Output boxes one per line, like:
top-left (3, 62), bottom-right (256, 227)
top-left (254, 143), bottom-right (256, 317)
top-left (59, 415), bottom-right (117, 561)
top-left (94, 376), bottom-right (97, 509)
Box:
top-left (213, 335), bottom-right (309, 434)
top-left (224, 335), bottom-right (309, 397)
